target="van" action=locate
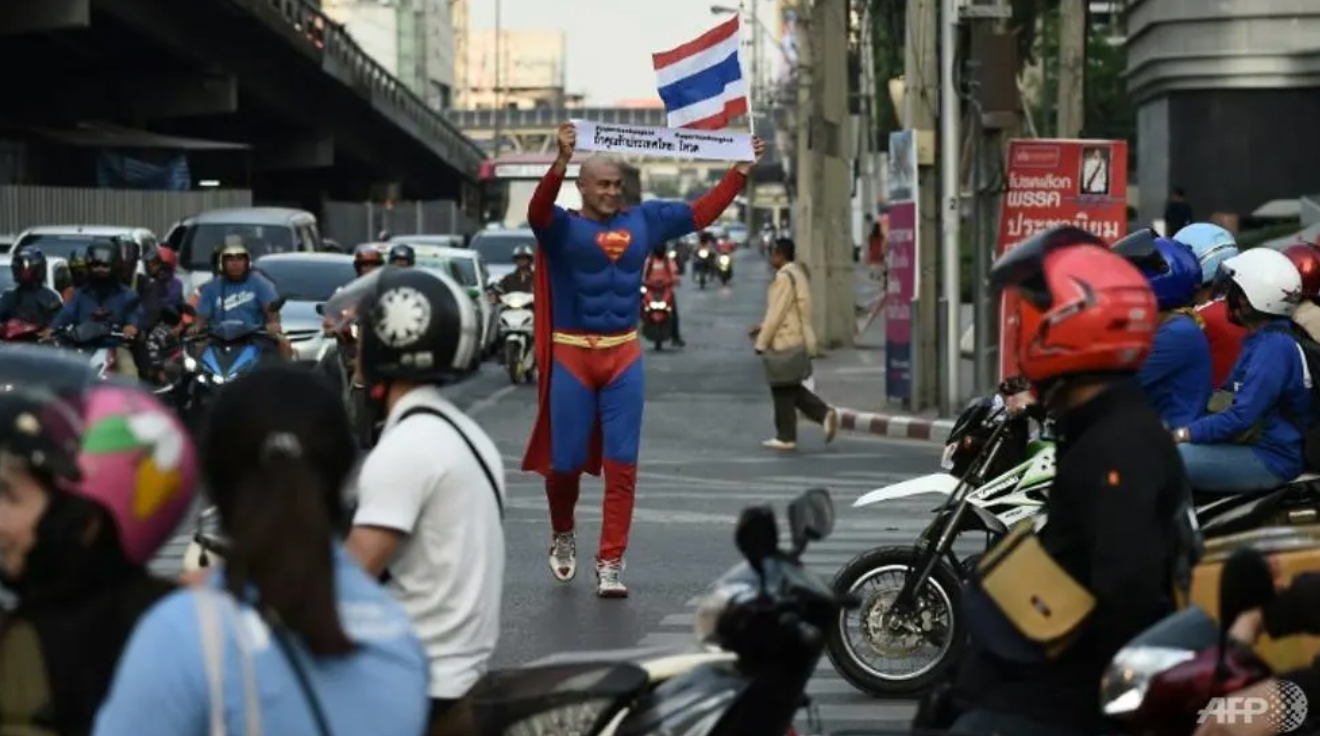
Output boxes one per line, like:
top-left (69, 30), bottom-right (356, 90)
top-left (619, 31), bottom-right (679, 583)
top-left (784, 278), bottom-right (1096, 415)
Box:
top-left (165, 207), bottom-right (323, 290)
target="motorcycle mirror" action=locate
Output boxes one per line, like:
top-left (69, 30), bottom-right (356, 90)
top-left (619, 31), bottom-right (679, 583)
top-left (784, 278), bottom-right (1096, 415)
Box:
top-left (788, 487), bottom-right (835, 555)
top-left (269, 297), bottom-right (287, 312)
top-left (734, 506), bottom-right (779, 574)
top-left (315, 303), bottom-right (325, 316)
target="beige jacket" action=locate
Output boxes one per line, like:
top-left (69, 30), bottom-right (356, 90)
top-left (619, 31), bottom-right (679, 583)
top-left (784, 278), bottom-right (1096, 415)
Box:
top-left (1296, 301), bottom-right (1320, 342)
top-left (756, 262), bottom-right (818, 354)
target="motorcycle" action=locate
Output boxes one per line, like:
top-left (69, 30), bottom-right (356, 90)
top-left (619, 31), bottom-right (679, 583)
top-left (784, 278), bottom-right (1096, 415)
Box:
top-left (693, 248), bottom-right (715, 289)
top-left (1101, 546), bottom-right (1284, 736)
top-left (715, 251), bottom-right (733, 285)
top-left (824, 395), bottom-right (1320, 697)
top-left (55, 322), bottom-right (130, 379)
top-left (497, 290), bottom-right (535, 384)
top-left (639, 283), bottom-right (675, 351)
top-left (180, 320), bottom-right (274, 425)
top-left (1, 319), bottom-right (44, 343)
top-left (181, 489), bottom-right (851, 736)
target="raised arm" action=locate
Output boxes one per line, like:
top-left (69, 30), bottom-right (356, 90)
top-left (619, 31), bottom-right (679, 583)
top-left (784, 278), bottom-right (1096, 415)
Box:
top-left (643, 137), bottom-right (766, 242)
top-left (527, 123), bottom-right (576, 242)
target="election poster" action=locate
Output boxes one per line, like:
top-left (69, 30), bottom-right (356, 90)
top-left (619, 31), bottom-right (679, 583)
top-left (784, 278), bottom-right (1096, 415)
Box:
top-left (996, 138), bottom-right (1129, 380)
top-left (885, 129), bottom-right (919, 403)
top-left (571, 119), bottom-right (754, 162)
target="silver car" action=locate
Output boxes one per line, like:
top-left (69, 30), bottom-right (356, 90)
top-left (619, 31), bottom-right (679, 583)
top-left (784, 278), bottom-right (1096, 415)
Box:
top-left (253, 252), bottom-right (357, 363)
top-left (470, 228), bottom-right (537, 283)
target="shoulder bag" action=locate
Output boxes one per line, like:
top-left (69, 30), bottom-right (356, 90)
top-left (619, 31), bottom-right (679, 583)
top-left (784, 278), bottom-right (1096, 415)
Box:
top-left (761, 269), bottom-right (812, 387)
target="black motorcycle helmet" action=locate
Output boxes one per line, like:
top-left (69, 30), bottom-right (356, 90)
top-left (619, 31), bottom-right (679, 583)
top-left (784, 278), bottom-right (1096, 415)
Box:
top-left (357, 267), bottom-right (480, 386)
top-left (11, 249), bottom-right (47, 286)
top-left (651, 241), bottom-right (667, 258)
top-left (387, 244), bottom-right (416, 267)
top-left (353, 243), bottom-right (385, 276)
top-left (85, 239), bottom-right (119, 280)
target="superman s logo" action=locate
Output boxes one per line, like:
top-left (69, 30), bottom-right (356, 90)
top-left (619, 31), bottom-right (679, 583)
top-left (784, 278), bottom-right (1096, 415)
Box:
top-left (595, 230), bottom-right (632, 262)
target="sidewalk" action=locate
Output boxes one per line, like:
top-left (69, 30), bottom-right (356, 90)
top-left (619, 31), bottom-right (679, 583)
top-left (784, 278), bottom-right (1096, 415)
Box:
top-left (806, 267), bottom-right (956, 444)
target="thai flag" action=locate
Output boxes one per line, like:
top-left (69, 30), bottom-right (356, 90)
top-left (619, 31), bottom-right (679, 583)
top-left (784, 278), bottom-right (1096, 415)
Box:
top-left (652, 15), bottom-right (749, 130)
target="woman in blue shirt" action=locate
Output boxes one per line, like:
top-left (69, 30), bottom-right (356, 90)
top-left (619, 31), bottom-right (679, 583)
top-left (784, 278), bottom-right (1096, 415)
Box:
top-left (95, 366), bottom-right (429, 736)
top-left (1172, 248), bottom-right (1311, 494)
top-left (1113, 229), bottom-right (1212, 427)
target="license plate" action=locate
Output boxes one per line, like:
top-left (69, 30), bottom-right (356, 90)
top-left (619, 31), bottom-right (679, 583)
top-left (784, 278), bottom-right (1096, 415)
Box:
top-left (939, 443), bottom-right (957, 470)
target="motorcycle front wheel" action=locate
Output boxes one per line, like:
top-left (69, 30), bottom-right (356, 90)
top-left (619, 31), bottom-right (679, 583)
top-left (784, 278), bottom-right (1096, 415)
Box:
top-left (504, 341), bottom-right (523, 384)
top-left (825, 546), bottom-right (964, 696)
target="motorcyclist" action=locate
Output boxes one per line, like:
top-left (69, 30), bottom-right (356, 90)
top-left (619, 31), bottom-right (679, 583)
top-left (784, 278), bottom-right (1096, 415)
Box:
top-left (345, 267), bottom-right (505, 735)
top-left (1284, 241), bottom-right (1320, 473)
top-left (1172, 247), bottom-right (1310, 494)
top-left (0, 346), bottom-right (196, 736)
top-left (49, 240), bottom-right (145, 378)
top-left (0, 248), bottom-right (63, 329)
top-left (944, 226), bottom-right (1190, 736)
top-left (643, 241), bottom-right (684, 347)
top-left (1177, 223), bottom-right (1245, 387)
top-left (192, 236), bottom-right (289, 360)
top-left (134, 244), bottom-right (184, 329)
top-left (496, 244), bottom-right (535, 294)
top-left (64, 252), bottom-right (88, 301)
top-left (388, 243), bottom-right (416, 268)
top-left (354, 242), bottom-right (385, 277)
top-left (1112, 229), bottom-right (1212, 427)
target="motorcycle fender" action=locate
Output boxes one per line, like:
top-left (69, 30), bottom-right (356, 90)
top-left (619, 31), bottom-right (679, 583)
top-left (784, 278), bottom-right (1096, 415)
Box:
top-left (854, 473), bottom-right (960, 508)
top-left (959, 504), bottom-right (1009, 536)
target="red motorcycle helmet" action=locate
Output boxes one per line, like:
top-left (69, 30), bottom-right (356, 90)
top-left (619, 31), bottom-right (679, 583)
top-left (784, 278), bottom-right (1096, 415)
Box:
top-left (1283, 242), bottom-right (1320, 302)
top-left (991, 226), bottom-right (1158, 383)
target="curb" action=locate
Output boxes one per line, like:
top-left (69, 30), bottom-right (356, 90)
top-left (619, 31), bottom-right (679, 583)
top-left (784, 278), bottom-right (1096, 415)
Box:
top-left (837, 410), bottom-right (955, 443)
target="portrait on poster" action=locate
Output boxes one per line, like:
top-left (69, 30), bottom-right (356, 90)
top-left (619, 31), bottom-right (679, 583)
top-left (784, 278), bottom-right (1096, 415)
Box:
top-left (1079, 145), bottom-right (1112, 196)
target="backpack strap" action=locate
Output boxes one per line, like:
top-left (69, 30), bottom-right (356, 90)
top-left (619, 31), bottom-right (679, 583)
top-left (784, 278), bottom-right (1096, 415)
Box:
top-left (397, 406), bottom-right (505, 519)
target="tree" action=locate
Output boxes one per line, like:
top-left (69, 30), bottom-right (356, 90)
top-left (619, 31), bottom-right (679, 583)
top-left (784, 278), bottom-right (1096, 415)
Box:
top-left (1030, 1), bottom-right (1135, 145)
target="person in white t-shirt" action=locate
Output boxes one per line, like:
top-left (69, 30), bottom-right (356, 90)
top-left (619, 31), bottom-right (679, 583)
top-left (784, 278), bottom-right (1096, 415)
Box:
top-left (345, 266), bottom-right (506, 734)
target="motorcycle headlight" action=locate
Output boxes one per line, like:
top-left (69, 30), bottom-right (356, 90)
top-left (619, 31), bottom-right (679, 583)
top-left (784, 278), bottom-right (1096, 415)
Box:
top-left (697, 249), bottom-right (710, 258)
top-left (349, 323), bottom-right (359, 340)
top-left (718, 255), bottom-right (731, 266)
top-left (648, 301), bottom-right (668, 310)
top-left (667, 250), bottom-right (677, 259)
top-left (1100, 646), bottom-right (1196, 717)
top-left (209, 373), bottom-right (227, 385)
top-left (639, 285), bottom-right (647, 294)
top-left (183, 355), bottom-right (197, 372)
top-left (505, 698), bottom-right (617, 736)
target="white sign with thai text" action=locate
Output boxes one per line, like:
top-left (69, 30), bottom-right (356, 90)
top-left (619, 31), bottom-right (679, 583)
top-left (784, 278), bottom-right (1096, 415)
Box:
top-left (571, 119), bottom-right (754, 162)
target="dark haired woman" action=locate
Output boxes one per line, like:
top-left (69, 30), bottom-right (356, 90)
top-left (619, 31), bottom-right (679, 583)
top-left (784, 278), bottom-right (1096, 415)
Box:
top-left (94, 365), bottom-right (428, 736)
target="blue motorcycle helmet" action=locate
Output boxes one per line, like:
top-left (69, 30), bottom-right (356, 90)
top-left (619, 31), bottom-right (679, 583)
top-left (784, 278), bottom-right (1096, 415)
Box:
top-left (1112, 228), bottom-right (1201, 310)
top-left (1172, 222), bottom-right (1238, 286)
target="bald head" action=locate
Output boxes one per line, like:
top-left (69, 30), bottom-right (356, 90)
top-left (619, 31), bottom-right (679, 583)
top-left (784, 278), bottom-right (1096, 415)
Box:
top-left (576, 154), bottom-right (625, 220)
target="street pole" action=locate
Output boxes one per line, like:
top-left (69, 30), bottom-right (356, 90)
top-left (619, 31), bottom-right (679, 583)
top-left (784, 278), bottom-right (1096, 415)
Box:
top-left (908, 0), bottom-right (939, 411)
top-left (745, 0), bottom-right (759, 233)
top-left (492, 0), bottom-right (503, 158)
top-left (939, 0), bottom-right (961, 413)
top-left (1057, 0), bottom-right (1085, 138)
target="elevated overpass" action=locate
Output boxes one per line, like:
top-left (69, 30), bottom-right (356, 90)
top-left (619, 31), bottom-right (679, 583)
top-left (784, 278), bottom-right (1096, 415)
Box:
top-left (0, 0), bottom-right (484, 208)
top-left (448, 106), bottom-right (763, 195)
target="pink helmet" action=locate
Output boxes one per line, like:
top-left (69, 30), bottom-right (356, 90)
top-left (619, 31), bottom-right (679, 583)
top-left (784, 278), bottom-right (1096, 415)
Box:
top-left (0, 347), bottom-right (197, 565)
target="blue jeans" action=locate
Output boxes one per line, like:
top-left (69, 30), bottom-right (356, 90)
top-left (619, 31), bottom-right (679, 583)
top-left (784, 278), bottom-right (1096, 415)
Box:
top-left (1178, 443), bottom-right (1288, 494)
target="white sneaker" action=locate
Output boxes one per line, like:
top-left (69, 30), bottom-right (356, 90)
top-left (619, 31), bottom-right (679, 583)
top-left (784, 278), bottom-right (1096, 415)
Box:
top-left (548, 532), bottom-right (577, 582)
top-left (595, 559), bottom-right (628, 598)
top-left (762, 438), bottom-right (797, 450)
top-left (823, 409), bottom-right (839, 444)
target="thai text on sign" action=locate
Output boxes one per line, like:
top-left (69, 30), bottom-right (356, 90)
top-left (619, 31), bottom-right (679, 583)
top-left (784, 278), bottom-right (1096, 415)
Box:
top-left (571, 119), bottom-right (754, 162)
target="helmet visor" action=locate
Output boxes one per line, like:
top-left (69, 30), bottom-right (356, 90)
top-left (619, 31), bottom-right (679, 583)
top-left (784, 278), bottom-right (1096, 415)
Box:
top-left (990, 226), bottom-right (1109, 311)
top-left (1111, 229), bottom-right (1165, 273)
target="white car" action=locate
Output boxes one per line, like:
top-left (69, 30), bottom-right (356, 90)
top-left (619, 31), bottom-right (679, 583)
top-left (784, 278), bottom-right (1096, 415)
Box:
top-left (412, 245), bottom-right (500, 358)
top-left (0, 254), bottom-right (71, 297)
top-left (12, 225), bottom-right (157, 290)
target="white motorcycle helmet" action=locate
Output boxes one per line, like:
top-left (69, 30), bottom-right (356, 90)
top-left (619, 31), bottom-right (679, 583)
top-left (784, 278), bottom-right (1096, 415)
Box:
top-left (1219, 248), bottom-right (1303, 317)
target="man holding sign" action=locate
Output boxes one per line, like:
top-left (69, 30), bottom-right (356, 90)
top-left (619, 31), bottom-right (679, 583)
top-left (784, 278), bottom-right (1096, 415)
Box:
top-left (522, 122), bottom-right (763, 598)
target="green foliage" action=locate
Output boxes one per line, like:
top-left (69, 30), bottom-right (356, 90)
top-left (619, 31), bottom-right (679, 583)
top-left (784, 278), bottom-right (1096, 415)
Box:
top-left (1029, 1), bottom-right (1134, 144)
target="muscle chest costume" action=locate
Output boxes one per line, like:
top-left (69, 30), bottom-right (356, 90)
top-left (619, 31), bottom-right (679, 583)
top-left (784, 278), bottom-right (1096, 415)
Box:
top-left (521, 166), bottom-right (744, 563)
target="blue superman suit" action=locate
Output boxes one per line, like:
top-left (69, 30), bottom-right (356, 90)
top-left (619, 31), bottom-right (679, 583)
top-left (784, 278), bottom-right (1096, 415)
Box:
top-left (521, 166), bottom-right (744, 564)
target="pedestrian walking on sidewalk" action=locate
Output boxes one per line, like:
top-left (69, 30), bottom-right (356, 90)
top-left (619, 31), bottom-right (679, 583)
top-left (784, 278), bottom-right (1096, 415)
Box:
top-left (752, 237), bottom-right (840, 450)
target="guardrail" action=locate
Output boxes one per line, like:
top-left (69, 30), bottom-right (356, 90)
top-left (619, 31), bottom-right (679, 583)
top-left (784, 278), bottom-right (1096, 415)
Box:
top-left (448, 107), bottom-right (670, 130)
top-left (252, 0), bottom-right (486, 178)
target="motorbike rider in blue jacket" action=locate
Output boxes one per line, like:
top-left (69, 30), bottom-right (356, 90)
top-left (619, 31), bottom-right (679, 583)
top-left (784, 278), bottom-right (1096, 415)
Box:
top-left (0, 249), bottom-right (63, 329)
top-left (49, 239), bottom-right (144, 376)
top-left (1172, 247), bottom-right (1312, 493)
top-left (1113, 229), bottom-right (1212, 427)
top-left (193, 237), bottom-right (289, 359)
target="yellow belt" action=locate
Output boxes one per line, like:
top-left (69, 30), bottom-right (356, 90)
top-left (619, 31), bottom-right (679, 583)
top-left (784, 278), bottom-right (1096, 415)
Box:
top-left (552, 330), bottom-right (638, 349)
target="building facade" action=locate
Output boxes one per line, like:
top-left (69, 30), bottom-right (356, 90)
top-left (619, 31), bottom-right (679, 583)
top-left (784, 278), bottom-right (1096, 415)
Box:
top-left (1126, 0), bottom-right (1320, 221)
top-left (323, 0), bottom-right (457, 110)
top-left (464, 29), bottom-right (569, 109)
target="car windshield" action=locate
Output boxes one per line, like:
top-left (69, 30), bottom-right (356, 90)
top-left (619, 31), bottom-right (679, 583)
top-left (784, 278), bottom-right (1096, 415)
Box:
top-left (443, 257), bottom-right (479, 286)
top-left (255, 258), bottom-right (356, 302)
top-left (177, 223), bottom-right (295, 270)
top-left (15, 233), bottom-right (106, 260)
top-left (472, 233), bottom-right (536, 265)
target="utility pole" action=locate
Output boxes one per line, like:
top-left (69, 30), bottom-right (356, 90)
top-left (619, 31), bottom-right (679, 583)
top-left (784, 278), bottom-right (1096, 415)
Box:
top-left (938, 0), bottom-right (961, 414)
top-left (858, 1), bottom-right (878, 235)
top-left (907, 0), bottom-right (939, 411)
top-left (1056, 0), bottom-right (1085, 138)
top-left (491, 0), bottom-right (504, 158)
top-left (745, 0), bottom-right (760, 233)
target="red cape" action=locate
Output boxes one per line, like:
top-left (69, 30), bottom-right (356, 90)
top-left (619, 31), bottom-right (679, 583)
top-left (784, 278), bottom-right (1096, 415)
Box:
top-left (520, 247), bottom-right (604, 477)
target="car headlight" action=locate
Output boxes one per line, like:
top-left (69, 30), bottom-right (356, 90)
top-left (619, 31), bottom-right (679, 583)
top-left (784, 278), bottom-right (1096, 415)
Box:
top-left (1100, 646), bottom-right (1196, 717)
top-left (183, 356), bottom-right (197, 372)
top-left (693, 581), bottom-right (757, 642)
top-left (505, 698), bottom-right (617, 736)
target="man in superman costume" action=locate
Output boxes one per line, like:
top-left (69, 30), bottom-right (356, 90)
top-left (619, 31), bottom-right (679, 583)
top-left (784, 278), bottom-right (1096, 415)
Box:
top-left (523, 122), bottom-right (763, 598)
